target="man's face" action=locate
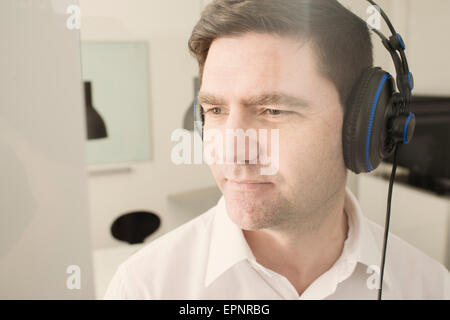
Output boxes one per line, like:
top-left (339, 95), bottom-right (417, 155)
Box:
top-left (199, 32), bottom-right (347, 231)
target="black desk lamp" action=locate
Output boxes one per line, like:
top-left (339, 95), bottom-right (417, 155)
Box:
top-left (84, 81), bottom-right (108, 140)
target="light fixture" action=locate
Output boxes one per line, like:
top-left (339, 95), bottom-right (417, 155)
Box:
top-left (183, 77), bottom-right (200, 131)
top-left (84, 81), bottom-right (108, 140)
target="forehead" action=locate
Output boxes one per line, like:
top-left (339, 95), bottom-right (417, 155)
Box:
top-left (201, 32), bottom-right (324, 99)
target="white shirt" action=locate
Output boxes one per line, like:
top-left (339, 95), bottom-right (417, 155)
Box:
top-left (104, 187), bottom-right (450, 300)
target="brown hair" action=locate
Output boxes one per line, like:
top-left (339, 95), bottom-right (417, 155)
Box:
top-left (188, 0), bottom-right (373, 107)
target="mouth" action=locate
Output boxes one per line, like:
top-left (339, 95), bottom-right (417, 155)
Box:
top-left (225, 178), bottom-right (273, 191)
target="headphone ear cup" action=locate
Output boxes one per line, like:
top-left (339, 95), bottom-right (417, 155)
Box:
top-left (343, 67), bottom-right (395, 173)
top-left (193, 94), bottom-right (204, 139)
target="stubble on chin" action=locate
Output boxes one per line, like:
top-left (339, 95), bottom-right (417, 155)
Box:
top-left (224, 194), bottom-right (288, 231)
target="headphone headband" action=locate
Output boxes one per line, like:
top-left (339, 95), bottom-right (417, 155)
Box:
top-left (365, 0), bottom-right (414, 96)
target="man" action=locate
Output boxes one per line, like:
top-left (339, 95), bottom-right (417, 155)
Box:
top-left (104, 0), bottom-right (449, 299)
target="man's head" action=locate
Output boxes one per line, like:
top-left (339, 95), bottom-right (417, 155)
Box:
top-left (188, 0), bottom-right (373, 232)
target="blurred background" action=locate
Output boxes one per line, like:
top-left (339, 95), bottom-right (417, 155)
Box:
top-left (0, 0), bottom-right (448, 299)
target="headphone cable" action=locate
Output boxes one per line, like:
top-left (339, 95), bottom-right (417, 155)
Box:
top-left (377, 142), bottom-right (401, 300)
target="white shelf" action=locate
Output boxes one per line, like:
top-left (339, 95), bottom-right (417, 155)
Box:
top-left (358, 174), bottom-right (450, 269)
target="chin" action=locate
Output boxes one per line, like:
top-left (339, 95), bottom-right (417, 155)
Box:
top-left (224, 196), bottom-right (277, 230)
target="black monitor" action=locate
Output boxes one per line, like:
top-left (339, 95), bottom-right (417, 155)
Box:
top-left (384, 96), bottom-right (450, 195)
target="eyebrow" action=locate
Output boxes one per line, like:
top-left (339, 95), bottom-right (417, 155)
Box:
top-left (197, 92), bottom-right (311, 108)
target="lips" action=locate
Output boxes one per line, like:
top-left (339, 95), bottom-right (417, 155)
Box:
top-left (229, 180), bottom-right (270, 184)
top-left (225, 178), bottom-right (273, 191)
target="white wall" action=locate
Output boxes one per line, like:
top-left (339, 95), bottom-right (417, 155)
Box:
top-left (404, 0), bottom-right (450, 95)
top-left (0, 0), bottom-right (95, 299)
top-left (359, 174), bottom-right (450, 268)
top-left (80, 0), bottom-right (218, 249)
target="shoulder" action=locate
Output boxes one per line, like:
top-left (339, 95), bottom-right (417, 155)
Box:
top-left (365, 218), bottom-right (450, 299)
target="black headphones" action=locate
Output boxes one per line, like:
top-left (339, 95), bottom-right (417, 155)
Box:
top-left (343, 0), bottom-right (415, 174)
top-left (194, 0), bottom-right (416, 175)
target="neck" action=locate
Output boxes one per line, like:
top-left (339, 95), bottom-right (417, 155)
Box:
top-left (243, 186), bottom-right (349, 296)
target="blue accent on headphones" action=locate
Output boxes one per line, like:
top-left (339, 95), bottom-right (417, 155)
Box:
top-left (403, 113), bottom-right (415, 144)
top-left (408, 72), bottom-right (414, 91)
top-left (397, 33), bottom-right (405, 50)
top-left (365, 73), bottom-right (391, 171)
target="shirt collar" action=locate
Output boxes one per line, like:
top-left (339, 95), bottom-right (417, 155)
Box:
top-left (204, 195), bottom-right (257, 287)
top-left (347, 186), bottom-right (394, 288)
top-left (204, 186), bottom-right (393, 289)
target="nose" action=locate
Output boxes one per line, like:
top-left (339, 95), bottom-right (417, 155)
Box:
top-left (224, 109), bottom-right (259, 164)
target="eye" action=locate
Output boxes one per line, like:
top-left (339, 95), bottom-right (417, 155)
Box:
top-left (203, 107), bottom-right (224, 115)
top-left (212, 107), bottom-right (223, 114)
top-left (264, 108), bottom-right (284, 116)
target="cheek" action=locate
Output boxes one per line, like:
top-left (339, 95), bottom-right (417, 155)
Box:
top-left (277, 113), bottom-right (344, 181)
top-left (278, 125), bottom-right (316, 176)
